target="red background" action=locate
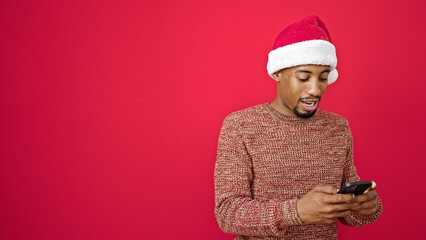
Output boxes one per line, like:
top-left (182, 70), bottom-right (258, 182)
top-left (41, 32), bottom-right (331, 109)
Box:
top-left (1, 0), bottom-right (425, 239)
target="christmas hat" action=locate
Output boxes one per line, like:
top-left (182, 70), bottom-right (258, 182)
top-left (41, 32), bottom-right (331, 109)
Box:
top-left (267, 15), bottom-right (338, 84)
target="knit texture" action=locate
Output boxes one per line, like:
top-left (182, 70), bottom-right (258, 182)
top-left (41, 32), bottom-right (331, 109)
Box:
top-left (214, 103), bottom-right (382, 240)
top-left (272, 15), bottom-right (332, 50)
top-left (266, 15), bottom-right (338, 84)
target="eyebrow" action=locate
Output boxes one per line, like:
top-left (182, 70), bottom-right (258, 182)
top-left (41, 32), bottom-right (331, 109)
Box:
top-left (295, 69), bottom-right (331, 74)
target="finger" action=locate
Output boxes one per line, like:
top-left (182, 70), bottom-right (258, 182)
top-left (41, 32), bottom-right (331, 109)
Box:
top-left (363, 181), bottom-right (377, 194)
top-left (322, 193), bottom-right (354, 204)
top-left (351, 201), bottom-right (378, 215)
top-left (331, 202), bottom-right (362, 212)
top-left (353, 190), bottom-right (377, 203)
top-left (353, 194), bottom-right (368, 203)
top-left (314, 185), bottom-right (339, 195)
top-left (324, 202), bottom-right (361, 213)
top-left (351, 198), bottom-right (377, 212)
top-left (366, 189), bottom-right (378, 200)
top-left (328, 209), bottom-right (352, 218)
top-left (356, 204), bottom-right (379, 215)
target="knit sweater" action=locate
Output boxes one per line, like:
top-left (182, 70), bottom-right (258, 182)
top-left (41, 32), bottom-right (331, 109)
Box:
top-left (214, 103), bottom-right (382, 240)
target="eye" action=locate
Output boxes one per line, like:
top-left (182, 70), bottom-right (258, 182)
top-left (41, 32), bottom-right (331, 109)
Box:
top-left (319, 73), bottom-right (329, 82)
top-left (298, 77), bottom-right (309, 81)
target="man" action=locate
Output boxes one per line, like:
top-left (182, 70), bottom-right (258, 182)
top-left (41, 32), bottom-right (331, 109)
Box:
top-left (214, 16), bottom-right (382, 240)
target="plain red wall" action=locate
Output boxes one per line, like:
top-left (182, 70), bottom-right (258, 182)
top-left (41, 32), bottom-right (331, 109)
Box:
top-left (1, 0), bottom-right (425, 239)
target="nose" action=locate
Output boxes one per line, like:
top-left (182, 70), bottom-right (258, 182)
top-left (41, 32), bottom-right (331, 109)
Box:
top-left (306, 78), bottom-right (321, 96)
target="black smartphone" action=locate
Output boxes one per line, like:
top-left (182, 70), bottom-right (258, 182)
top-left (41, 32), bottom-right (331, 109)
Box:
top-left (338, 181), bottom-right (373, 195)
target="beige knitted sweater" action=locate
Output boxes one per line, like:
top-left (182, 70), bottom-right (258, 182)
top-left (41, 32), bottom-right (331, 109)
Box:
top-left (214, 103), bottom-right (382, 240)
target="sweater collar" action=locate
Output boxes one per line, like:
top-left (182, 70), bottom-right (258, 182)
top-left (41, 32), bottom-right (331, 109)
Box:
top-left (263, 102), bottom-right (321, 124)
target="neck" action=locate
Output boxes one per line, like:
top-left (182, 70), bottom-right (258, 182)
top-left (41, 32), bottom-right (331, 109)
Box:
top-left (270, 96), bottom-right (296, 117)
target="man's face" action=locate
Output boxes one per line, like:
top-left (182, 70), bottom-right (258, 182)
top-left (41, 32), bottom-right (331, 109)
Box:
top-left (272, 65), bottom-right (330, 118)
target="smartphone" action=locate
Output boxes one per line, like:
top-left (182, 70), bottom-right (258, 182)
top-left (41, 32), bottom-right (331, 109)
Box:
top-left (337, 181), bottom-right (373, 195)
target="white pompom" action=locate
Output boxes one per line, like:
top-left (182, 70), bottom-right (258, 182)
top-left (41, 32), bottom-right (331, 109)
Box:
top-left (328, 69), bottom-right (338, 85)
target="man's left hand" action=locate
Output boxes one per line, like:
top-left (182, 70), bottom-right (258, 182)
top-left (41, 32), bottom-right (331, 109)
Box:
top-left (349, 181), bottom-right (379, 215)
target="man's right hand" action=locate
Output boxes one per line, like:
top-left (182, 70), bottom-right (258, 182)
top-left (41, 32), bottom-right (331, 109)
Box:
top-left (296, 186), bottom-right (359, 224)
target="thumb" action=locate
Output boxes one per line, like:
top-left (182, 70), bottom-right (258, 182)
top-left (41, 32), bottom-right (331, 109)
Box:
top-left (364, 181), bottom-right (377, 194)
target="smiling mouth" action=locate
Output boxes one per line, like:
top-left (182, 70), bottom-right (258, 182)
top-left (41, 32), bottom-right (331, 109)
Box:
top-left (300, 98), bottom-right (320, 111)
top-left (302, 101), bottom-right (316, 106)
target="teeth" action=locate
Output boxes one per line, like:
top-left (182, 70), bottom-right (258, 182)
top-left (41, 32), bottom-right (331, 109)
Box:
top-left (304, 102), bottom-right (314, 106)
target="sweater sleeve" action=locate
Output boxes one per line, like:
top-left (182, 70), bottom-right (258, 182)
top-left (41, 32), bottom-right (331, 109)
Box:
top-left (338, 121), bottom-right (383, 226)
top-left (214, 115), bottom-right (303, 237)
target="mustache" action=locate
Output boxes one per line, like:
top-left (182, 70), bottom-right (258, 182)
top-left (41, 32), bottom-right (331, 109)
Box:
top-left (299, 96), bottom-right (321, 101)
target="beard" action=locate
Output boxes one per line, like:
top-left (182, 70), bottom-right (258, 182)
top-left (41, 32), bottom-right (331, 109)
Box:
top-left (293, 107), bottom-right (317, 118)
top-left (293, 97), bottom-right (320, 118)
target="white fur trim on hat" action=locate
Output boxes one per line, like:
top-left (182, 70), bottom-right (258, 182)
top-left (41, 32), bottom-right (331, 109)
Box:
top-left (267, 39), bottom-right (338, 84)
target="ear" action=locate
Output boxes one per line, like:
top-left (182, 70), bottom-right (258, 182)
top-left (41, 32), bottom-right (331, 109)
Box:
top-left (271, 72), bottom-right (281, 82)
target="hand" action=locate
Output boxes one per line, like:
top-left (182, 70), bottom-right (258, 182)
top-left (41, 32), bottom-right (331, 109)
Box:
top-left (296, 186), bottom-right (359, 224)
top-left (348, 181), bottom-right (379, 215)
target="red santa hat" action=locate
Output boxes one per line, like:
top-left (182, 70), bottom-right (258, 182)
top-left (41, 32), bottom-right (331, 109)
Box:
top-left (267, 15), bottom-right (338, 84)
